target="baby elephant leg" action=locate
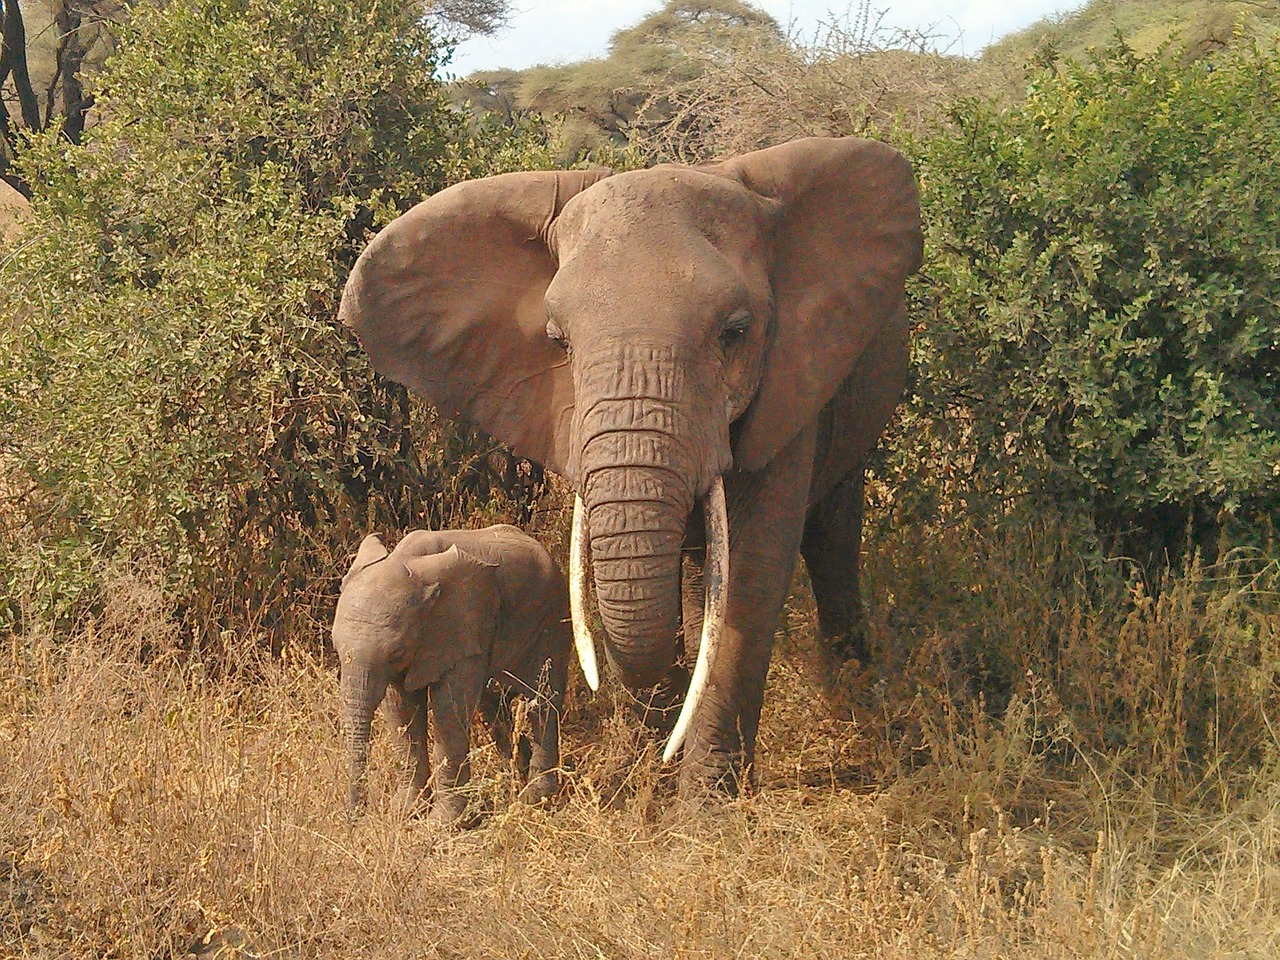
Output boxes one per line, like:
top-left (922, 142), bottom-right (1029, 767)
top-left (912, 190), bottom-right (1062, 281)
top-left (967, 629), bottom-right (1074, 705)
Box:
top-left (383, 682), bottom-right (430, 815)
top-left (427, 655), bottom-right (486, 826)
top-left (520, 655), bottom-right (566, 804)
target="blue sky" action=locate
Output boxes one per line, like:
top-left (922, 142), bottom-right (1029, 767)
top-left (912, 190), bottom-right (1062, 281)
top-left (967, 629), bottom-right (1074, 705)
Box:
top-left (446, 1), bottom-right (1086, 75)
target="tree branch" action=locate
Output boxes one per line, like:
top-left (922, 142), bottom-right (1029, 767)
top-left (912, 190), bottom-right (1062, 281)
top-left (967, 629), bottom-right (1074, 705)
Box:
top-left (53, 2), bottom-right (92, 143)
top-left (2, 0), bottom-right (43, 130)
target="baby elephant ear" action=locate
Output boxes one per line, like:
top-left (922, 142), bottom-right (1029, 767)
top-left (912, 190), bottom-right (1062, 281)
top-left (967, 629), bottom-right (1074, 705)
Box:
top-left (401, 553), bottom-right (446, 602)
top-left (399, 565), bottom-right (445, 692)
top-left (339, 170), bottom-right (613, 476)
top-left (401, 546), bottom-right (491, 692)
top-left (342, 533), bottom-right (389, 587)
top-left (710, 138), bottom-right (923, 470)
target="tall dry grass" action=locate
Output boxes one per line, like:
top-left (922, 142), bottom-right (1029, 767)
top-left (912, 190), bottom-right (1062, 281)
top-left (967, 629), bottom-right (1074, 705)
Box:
top-left (4, 516), bottom-right (1279, 958)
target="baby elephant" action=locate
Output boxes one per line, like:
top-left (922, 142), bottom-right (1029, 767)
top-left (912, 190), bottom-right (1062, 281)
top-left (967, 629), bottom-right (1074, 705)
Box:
top-left (333, 526), bottom-right (570, 824)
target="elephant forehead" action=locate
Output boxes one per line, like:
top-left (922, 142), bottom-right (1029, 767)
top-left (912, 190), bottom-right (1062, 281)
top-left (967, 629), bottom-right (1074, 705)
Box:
top-left (334, 587), bottom-right (404, 630)
top-left (552, 237), bottom-right (746, 307)
top-left (560, 167), bottom-right (775, 251)
top-left (551, 181), bottom-right (774, 324)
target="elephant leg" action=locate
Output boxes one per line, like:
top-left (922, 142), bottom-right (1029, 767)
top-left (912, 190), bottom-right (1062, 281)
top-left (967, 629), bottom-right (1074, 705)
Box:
top-left (383, 682), bottom-right (430, 815)
top-left (479, 681), bottom-right (538, 790)
top-left (515, 728), bottom-right (533, 784)
top-left (679, 425), bottom-right (816, 795)
top-left (801, 466), bottom-right (870, 669)
top-left (521, 654), bottom-right (566, 803)
top-left (426, 655), bottom-right (485, 826)
top-left (478, 683), bottom-right (515, 760)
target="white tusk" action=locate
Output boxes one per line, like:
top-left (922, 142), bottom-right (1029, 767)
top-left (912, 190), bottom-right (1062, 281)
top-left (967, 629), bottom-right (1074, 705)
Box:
top-left (569, 494), bottom-right (601, 692)
top-left (663, 476), bottom-right (729, 763)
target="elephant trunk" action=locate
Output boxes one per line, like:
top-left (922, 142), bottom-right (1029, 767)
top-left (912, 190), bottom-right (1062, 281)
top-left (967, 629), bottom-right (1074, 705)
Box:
top-left (340, 662), bottom-right (388, 815)
top-left (583, 466), bottom-right (691, 688)
top-left (570, 344), bottom-right (731, 690)
top-left (570, 345), bottom-right (732, 691)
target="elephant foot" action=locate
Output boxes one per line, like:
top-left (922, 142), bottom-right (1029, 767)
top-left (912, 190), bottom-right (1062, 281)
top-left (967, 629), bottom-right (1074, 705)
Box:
top-left (515, 734), bottom-right (533, 781)
top-left (826, 621), bottom-right (870, 667)
top-left (813, 628), bottom-right (871, 718)
top-left (676, 742), bottom-right (750, 800)
top-left (428, 792), bottom-right (470, 828)
top-left (399, 793), bottom-right (430, 824)
top-left (519, 769), bottom-right (559, 804)
top-left (397, 783), bottom-right (431, 818)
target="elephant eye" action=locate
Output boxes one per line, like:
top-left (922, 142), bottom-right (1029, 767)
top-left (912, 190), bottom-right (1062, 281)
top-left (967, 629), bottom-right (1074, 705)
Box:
top-left (719, 310), bottom-right (751, 349)
top-left (546, 319), bottom-right (569, 351)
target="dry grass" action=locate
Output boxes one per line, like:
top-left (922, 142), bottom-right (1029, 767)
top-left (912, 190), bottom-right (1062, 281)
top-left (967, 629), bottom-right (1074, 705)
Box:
top-left (5, 520), bottom-right (1280, 958)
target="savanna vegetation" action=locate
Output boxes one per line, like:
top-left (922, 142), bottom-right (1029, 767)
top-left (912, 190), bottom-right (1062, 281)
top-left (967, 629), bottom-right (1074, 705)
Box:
top-left (2, 0), bottom-right (1278, 956)
top-left (986, 0), bottom-right (1280, 64)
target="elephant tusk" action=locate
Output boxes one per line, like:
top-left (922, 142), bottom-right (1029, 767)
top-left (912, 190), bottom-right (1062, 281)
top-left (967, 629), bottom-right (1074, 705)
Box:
top-left (663, 476), bottom-right (729, 764)
top-left (569, 494), bottom-right (601, 692)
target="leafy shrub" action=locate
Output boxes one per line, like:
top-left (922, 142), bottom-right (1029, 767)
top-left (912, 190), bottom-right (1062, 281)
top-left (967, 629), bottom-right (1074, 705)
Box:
top-left (896, 42), bottom-right (1280, 562)
top-left (0, 0), bottom-right (560, 646)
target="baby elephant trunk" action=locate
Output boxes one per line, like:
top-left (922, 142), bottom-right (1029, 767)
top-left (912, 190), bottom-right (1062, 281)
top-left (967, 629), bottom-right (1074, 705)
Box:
top-left (340, 662), bottom-right (388, 816)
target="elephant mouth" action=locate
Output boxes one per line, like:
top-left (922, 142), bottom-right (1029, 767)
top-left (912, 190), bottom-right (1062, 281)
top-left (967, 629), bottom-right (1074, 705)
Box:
top-left (569, 476), bottom-right (729, 762)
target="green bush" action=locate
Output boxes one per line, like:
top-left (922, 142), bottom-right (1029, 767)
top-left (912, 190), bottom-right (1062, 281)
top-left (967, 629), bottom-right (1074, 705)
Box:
top-left (896, 42), bottom-right (1280, 562)
top-left (0, 0), bottom-right (560, 645)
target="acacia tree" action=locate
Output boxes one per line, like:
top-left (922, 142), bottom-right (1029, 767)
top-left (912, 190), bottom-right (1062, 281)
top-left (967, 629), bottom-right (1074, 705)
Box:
top-left (456, 0), bottom-right (784, 160)
top-left (429, 0), bottom-right (508, 41)
top-left (633, 1), bottom-right (977, 161)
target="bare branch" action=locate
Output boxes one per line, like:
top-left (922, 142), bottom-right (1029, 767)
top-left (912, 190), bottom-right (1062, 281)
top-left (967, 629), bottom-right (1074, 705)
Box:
top-left (1, 0), bottom-right (43, 130)
top-left (633, 0), bottom-right (980, 162)
top-left (53, 1), bottom-right (97, 143)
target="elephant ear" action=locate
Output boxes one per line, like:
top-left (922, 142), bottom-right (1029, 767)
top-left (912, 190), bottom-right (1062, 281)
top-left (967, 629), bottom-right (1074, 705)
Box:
top-left (339, 170), bottom-right (614, 475)
top-left (401, 546), bottom-right (496, 692)
top-left (445, 543), bottom-right (500, 571)
top-left (342, 533), bottom-right (389, 588)
top-left (709, 138), bottom-right (923, 471)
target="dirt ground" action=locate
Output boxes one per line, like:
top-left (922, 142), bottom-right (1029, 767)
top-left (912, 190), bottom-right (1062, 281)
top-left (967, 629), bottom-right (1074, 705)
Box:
top-left (0, 181), bottom-right (27, 242)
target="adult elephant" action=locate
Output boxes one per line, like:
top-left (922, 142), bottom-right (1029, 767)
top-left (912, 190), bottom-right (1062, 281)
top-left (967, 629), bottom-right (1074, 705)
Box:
top-left (339, 137), bottom-right (922, 793)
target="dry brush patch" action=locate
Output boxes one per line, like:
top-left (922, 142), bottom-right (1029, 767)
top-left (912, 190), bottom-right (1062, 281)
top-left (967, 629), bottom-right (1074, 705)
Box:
top-left (4, 531), bottom-right (1280, 958)
top-left (631, 8), bottom-right (990, 164)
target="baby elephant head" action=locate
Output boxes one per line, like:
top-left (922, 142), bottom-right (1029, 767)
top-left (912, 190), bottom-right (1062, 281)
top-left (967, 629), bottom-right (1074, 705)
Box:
top-left (332, 533), bottom-right (496, 814)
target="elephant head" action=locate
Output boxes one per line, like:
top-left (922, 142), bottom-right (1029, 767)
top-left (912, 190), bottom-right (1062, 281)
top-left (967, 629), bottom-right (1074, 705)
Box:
top-left (333, 534), bottom-right (496, 812)
top-left (339, 138), bottom-right (922, 758)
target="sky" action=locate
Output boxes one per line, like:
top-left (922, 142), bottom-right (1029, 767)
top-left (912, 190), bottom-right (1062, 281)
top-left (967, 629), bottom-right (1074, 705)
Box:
top-left (445, 1), bottom-right (1088, 75)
